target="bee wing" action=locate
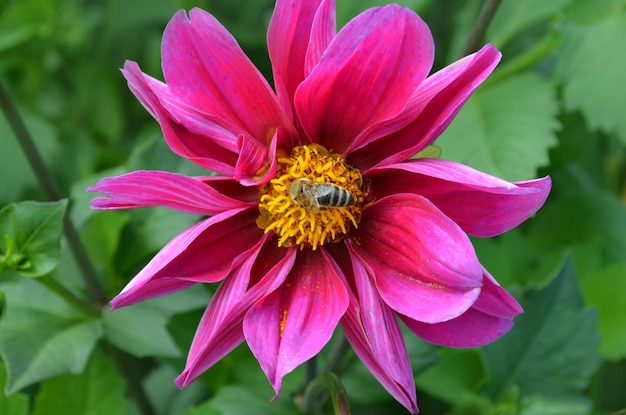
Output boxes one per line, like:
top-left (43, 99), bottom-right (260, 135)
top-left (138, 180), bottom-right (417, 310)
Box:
top-left (314, 184), bottom-right (335, 198)
top-left (314, 183), bottom-right (342, 207)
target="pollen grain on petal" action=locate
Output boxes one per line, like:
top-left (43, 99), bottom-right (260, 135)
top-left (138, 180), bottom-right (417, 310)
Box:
top-left (279, 309), bottom-right (288, 338)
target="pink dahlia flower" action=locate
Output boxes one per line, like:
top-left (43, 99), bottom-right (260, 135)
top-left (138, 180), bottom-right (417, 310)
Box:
top-left (88, 1), bottom-right (550, 413)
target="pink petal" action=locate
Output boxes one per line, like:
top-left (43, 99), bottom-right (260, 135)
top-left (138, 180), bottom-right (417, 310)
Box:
top-left (368, 159), bottom-right (552, 237)
top-left (341, 307), bottom-right (418, 413)
top-left (243, 248), bottom-right (349, 396)
top-left (150, 74), bottom-right (303, 179)
top-left (349, 44), bottom-right (501, 170)
top-left (199, 175), bottom-right (260, 204)
top-left (401, 268), bottom-right (522, 348)
top-left (162, 9), bottom-right (295, 145)
top-left (122, 61), bottom-right (238, 175)
top-left (178, 273), bottom-right (248, 388)
top-left (304, 0), bottom-right (336, 75)
top-left (295, 5), bottom-right (433, 154)
top-left (176, 237), bottom-right (296, 387)
top-left (350, 255), bottom-right (414, 390)
top-left (110, 207), bottom-right (263, 309)
top-left (401, 307), bottom-right (514, 348)
top-left (473, 268), bottom-right (523, 317)
top-left (340, 251), bottom-right (418, 413)
top-left (348, 194), bottom-right (482, 323)
top-left (87, 170), bottom-right (254, 215)
top-left (267, 0), bottom-right (336, 120)
top-left (234, 128), bottom-right (278, 186)
top-left (143, 75), bottom-right (245, 153)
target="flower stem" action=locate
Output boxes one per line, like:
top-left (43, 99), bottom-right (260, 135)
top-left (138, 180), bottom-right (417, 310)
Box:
top-left (460, 0), bottom-right (502, 57)
top-left (0, 80), bottom-right (106, 309)
top-left (302, 373), bottom-right (351, 415)
top-left (300, 334), bottom-right (351, 414)
top-left (0, 84), bottom-right (61, 202)
top-left (306, 356), bottom-right (318, 386)
top-left (39, 274), bottom-right (99, 318)
top-left (482, 32), bottom-right (561, 87)
top-left (105, 342), bottom-right (158, 415)
top-left (321, 333), bottom-right (350, 375)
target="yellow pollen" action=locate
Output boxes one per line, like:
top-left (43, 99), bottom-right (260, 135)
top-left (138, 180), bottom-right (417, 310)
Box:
top-left (279, 309), bottom-right (288, 337)
top-left (257, 144), bottom-right (364, 250)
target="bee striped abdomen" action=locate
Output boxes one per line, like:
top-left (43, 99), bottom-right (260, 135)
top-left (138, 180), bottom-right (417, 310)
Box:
top-left (289, 178), bottom-right (355, 212)
top-left (318, 186), bottom-right (354, 207)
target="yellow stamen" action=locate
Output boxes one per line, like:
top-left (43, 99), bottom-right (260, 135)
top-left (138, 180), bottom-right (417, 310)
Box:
top-left (257, 144), bottom-right (364, 250)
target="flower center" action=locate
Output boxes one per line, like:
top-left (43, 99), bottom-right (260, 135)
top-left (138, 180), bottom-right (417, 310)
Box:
top-left (257, 144), bottom-right (364, 250)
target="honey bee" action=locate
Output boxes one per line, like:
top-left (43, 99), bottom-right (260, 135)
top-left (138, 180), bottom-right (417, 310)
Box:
top-left (289, 178), bottom-right (355, 213)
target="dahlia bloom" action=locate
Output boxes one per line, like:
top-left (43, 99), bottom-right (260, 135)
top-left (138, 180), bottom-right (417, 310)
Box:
top-left (88, 1), bottom-right (550, 412)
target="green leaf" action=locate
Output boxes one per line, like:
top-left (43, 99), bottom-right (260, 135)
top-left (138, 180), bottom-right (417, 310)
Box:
top-left (487, 0), bottom-right (572, 47)
top-left (178, 336), bottom-right (268, 397)
top-left (0, 108), bottom-right (60, 205)
top-left (32, 349), bottom-right (127, 415)
top-left (403, 326), bottom-right (441, 374)
top-left (436, 73), bottom-right (559, 181)
top-left (209, 386), bottom-right (295, 415)
top-left (181, 401), bottom-right (222, 415)
top-left (482, 256), bottom-right (601, 401)
top-left (105, 0), bottom-right (179, 37)
top-left (563, 0), bottom-right (622, 24)
top-left (555, 1), bottom-right (626, 143)
top-left (302, 373), bottom-right (350, 415)
top-left (148, 284), bottom-right (210, 316)
top-left (200, 0), bottom-right (274, 52)
top-left (138, 207), bottom-right (202, 255)
top-left (102, 302), bottom-right (181, 358)
top-left (548, 111), bottom-right (599, 171)
top-left (0, 1), bottom-right (42, 52)
top-left (412, 145), bottom-right (442, 159)
top-left (336, 0), bottom-right (433, 27)
top-left (442, 1), bottom-right (483, 63)
top-left (0, 363), bottom-right (29, 415)
top-left (519, 394), bottom-right (591, 415)
top-left (0, 278), bottom-right (103, 393)
top-left (0, 289), bottom-right (5, 321)
top-left (415, 348), bottom-right (488, 407)
top-left (526, 191), bottom-right (626, 265)
top-left (160, 383), bottom-right (292, 415)
top-left (342, 332), bottom-right (438, 407)
top-left (124, 132), bottom-right (211, 180)
top-left (472, 229), bottom-right (563, 289)
top-left (73, 68), bottom-right (124, 145)
top-left (580, 264), bottom-right (626, 360)
top-left (0, 200), bottom-right (67, 278)
top-left (103, 135), bottom-right (204, 278)
top-left (70, 166), bottom-right (128, 228)
top-left (102, 288), bottom-right (208, 363)
top-left (142, 365), bottom-right (208, 415)
top-left (81, 211), bottom-right (129, 279)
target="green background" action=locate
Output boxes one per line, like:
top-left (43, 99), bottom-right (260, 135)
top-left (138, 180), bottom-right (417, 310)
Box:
top-left (1, 0), bottom-right (625, 414)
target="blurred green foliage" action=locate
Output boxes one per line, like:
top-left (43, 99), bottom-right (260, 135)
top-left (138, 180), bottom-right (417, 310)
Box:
top-left (1, 0), bottom-right (626, 414)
